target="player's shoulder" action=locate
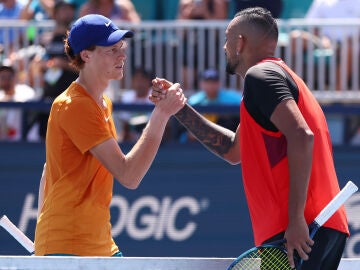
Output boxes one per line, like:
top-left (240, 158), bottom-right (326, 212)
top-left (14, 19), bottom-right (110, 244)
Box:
top-left (247, 60), bottom-right (281, 73)
top-left (53, 82), bottom-right (95, 112)
top-left (246, 61), bottom-right (286, 81)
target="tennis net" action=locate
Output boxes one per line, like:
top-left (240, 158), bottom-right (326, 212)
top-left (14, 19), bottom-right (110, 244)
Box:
top-left (0, 256), bottom-right (233, 270)
top-left (0, 256), bottom-right (359, 270)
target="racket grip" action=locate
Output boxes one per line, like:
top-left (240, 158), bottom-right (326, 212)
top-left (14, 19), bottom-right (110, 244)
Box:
top-left (315, 181), bottom-right (358, 226)
top-left (308, 221), bottom-right (320, 239)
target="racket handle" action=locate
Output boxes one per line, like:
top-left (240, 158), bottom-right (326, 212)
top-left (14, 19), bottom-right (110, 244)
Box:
top-left (0, 215), bottom-right (35, 254)
top-left (309, 221), bottom-right (320, 239)
top-left (314, 181), bottom-right (358, 227)
top-left (296, 181), bottom-right (358, 269)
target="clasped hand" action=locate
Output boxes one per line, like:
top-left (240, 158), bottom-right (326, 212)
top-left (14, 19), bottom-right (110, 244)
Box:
top-left (149, 77), bottom-right (187, 115)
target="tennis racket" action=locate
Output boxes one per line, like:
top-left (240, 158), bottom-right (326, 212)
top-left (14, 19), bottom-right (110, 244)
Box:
top-left (227, 180), bottom-right (358, 270)
top-left (0, 215), bottom-right (35, 254)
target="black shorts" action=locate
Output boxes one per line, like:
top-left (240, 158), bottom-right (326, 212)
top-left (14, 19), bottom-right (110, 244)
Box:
top-left (263, 227), bottom-right (347, 270)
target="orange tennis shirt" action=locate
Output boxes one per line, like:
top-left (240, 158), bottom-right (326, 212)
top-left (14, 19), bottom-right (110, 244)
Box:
top-left (240, 59), bottom-right (349, 246)
top-left (34, 82), bottom-right (119, 256)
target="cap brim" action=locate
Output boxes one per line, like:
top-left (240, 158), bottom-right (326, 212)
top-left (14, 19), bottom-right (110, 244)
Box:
top-left (98, 29), bottom-right (134, 47)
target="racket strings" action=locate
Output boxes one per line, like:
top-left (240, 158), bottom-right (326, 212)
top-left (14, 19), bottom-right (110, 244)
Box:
top-left (231, 247), bottom-right (292, 270)
top-left (259, 248), bottom-right (290, 269)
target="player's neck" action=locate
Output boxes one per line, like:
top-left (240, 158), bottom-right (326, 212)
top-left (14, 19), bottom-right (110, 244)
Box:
top-left (76, 75), bottom-right (108, 106)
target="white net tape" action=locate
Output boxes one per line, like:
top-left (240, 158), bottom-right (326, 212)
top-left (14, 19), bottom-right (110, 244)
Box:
top-left (0, 257), bottom-right (232, 270)
top-left (0, 257), bottom-right (359, 270)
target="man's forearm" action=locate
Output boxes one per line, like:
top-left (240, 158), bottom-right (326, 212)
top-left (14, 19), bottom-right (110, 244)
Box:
top-left (174, 104), bottom-right (235, 158)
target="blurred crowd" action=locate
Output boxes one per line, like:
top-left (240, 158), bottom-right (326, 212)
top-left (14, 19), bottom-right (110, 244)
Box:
top-left (0, 0), bottom-right (359, 144)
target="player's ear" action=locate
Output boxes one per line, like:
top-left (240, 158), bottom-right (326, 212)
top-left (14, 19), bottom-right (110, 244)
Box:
top-left (80, 50), bottom-right (91, 62)
top-left (237, 34), bottom-right (245, 53)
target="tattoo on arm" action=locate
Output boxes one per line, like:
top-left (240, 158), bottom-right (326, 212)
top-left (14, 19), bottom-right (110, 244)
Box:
top-left (175, 104), bottom-right (236, 158)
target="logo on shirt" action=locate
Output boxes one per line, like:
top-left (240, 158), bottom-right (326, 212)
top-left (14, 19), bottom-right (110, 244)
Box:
top-left (105, 116), bottom-right (110, 122)
top-left (105, 21), bottom-right (111, 27)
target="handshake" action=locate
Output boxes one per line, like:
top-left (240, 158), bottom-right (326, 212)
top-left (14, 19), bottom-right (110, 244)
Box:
top-left (149, 77), bottom-right (182, 104)
top-left (148, 77), bottom-right (187, 116)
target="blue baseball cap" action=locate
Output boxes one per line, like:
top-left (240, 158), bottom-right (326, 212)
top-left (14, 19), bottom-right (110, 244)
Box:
top-left (201, 68), bottom-right (220, 81)
top-left (68, 14), bottom-right (133, 54)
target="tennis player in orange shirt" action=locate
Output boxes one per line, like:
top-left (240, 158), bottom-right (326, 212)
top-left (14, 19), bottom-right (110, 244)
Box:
top-left (34, 14), bottom-right (186, 256)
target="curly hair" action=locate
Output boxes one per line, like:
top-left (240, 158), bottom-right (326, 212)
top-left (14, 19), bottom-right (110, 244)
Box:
top-left (63, 30), bottom-right (96, 71)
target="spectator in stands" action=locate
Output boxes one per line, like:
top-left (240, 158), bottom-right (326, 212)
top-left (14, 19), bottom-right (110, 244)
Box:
top-left (178, 0), bottom-right (228, 20)
top-left (177, 0), bottom-right (229, 91)
top-left (0, 64), bottom-right (36, 141)
top-left (79, 0), bottom-right (140, 22)
top-left (0, 0), bottom-right (22, 53)
top-left (290, 0), bottom-right (360, 90)
top-left (26, 40), bottom-right (79, 141)
top-left (19, 0), bottom-right (73, 46)
top-left (26, 0), bottom-right (78, 141)
top-left (189, 68), bottom-right (242, 107)
top-left (40, 0), bottom-right (78, 94)
top-left (177, 68), bottom-right (242, 142)
top-left (46, 0), bottom-right (76, 39)
top-left (19, 0), bottom-right (54, 21)
top-left (280, 0), bottom-right (312, 19)
top-left (231, 0), bottom-right (283, 18)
